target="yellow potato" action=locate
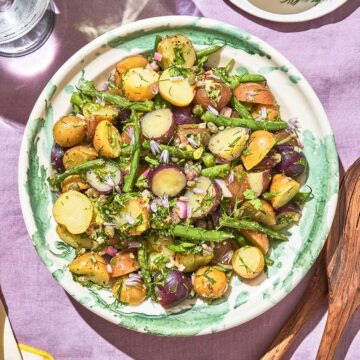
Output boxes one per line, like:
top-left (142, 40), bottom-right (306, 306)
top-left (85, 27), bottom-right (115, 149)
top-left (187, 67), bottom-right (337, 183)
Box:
top-left (241, 130), bottom-right (276, 170)
top-left (56, 225), bottom-right (94, 249)
top-left (251, 104), bottom-right (280, 121)
top-left (53, 115), bottom-right (87, 148)
top-left (158, 68), bottom-right (195, 107)
top-left (115, 55), bottom-right (149, 87)
top-left (112, 276), bottom-right (147, 305)
top-left (63, 145), bottom-right (98, 169)
top-left (122, 67), bottom-right (159, 101)
top-left (157, 34), bottom-right (196, 69)
top-left (113, 197), bottom-right (149, 235)
top-left (241, 229), bottom-right (269, 254)
top-left (68, 252), bottom-right (109, 286)
top-left (61, 175), bottom-right (89, 192)
top-left (270, 174), bottom-right (300, 209)
top-left (234, 83), bottom-right (276, 106)
top-left (208, 127), bottom-right (249, 161)
top-left (93, 120), bottom-right (122, 158)
top-left (193, 266), bottom-right (228, 299)
top-left (53, 190), bottom-right (93, 234)
top-left (232, 246), bottom-right (264, 279)
top-left (242, 199), bottom-right (276, 226)
top-left (175, 253), bottom-right (213, 272)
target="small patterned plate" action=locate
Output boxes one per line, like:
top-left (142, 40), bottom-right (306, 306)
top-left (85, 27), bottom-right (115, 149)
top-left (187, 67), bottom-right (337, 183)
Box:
top-left (18, 16), bottom-right (338, 336)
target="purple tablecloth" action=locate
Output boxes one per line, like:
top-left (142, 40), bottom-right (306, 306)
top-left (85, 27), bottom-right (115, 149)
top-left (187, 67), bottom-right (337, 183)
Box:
top-left (0, 1), bottom-right (359, 359)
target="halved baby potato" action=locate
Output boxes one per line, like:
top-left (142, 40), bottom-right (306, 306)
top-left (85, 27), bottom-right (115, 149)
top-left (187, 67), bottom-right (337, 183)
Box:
top-left (53, 115), bottom-right (87, 148)
top-left (114, 54), bottom-right (149, 86)
top-left (240, 229), bottom-right (269, 254)
top-left (209, 127), bottom-right (249, 161)
top-left (270, 174), bottom-right (300, 209)
top-left (175, 253), bottom-right (213, 272)
top-left (158, 68), bottom-right (195, 107)
top-left (93, 120), bottom-right (122, 158)
top-left (112, 276), bottom-right (147, 305)
top-left (234, 83), bottom-right (276, 106)
top-left (141, 108), bottom-right (175, 143)
top-left (193, 266), bottom-right (228, 299)
top-left (157, 34), bottom-right (196, 69)
top-left (110, 251), bottom-right (140, 277)
top-left (68, 252), bottom-right (109, 286)
top-left (61, 174), bottom-right (89, 193)
top-left (113, 197), bottom-right (149, 235)
top-left (251, 104), bottom-right (280, 121)
top-left (122, 67), bottom-right (159, 101)
top-left (232, 246), bottom-right (264, 279)
top-left (56, 224), bottom-right (94, 249)
top-left (53, 190), bottom-right (93, 234)
top-left (242, 199), bottom-right (276, 226)
top-left (63, 145), bottom-right (98, 169)
top-left (225, 164), bottom-right (250, 206)
top-left (241, 130), bottom-right (276, 170)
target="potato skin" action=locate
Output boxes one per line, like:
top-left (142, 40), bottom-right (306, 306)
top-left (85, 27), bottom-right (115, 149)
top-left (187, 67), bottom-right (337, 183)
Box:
top-left (68, 252), bottom-right (110, 286)
top-left (193, 266), bottom-right (228, 299)
top-left (234, 83), bottom-right (276, 106)
top-left (110, 251), bottom-right (140, 278)
top-left (225, 164), bottom-right (251, 206)
top-left (56, 224), bottom-right (94, 249)
top-left (53, 115), bottom-right (87, 148)
top-left (93, 120), bottom-right (122, 158)
top-left (86, 115), bottom-right (114, 141)
top-left (112, 276), bottom-right (147, 305)
top-left (61, 174), bottom-right (89, 192)
top-left (241, 130), bottom-right (276, 170)
top-left (242, 199), bottom-right (276, 226)
top-left (270, 174), bottom-right (300, 209)
top-left (251, 104), bottom-right (280, 120)
top-left (122, 67), bottom-right (159, 101)
top-left (232, 246), bottom-right (264, 279)
top-left (115, 55), bottom-right (149, 87)
top-left (194, 80), bottom-right (232, 110)
top-left (175, 253), bottom-right (213, 272)
top-left (241, 230), bottom-right (269, 254)
top-left (63, 145), bottom-right (98, 169)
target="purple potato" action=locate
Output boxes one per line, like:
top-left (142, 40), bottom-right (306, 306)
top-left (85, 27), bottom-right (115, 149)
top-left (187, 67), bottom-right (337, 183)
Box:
top-left (172, 105), bottom-right (198, 125)
top-left (252, 150), bottom-right (281, 171)
top-left (210, 240), bottom-right (234, 265)
top-left (275, 145), bottom-right (307, 177)
top-left (51, 144), bottom-right (65, 172)
top-left (273, 129), bottom-right (300, 146)
top-left (86, 163), bottom-right (122, 194)
top-left (150, 165), bottom-right (187, 197)
top-left (155, 270), bottom-right (192, 309)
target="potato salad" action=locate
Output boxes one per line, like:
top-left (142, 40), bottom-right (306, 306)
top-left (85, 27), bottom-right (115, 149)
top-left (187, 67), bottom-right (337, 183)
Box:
top-left (49, 34), bottom-right (310, 308)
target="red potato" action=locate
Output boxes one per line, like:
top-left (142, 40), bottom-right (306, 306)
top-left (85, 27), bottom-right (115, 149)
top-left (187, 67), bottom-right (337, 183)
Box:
top-left (241, 229), bottom-right (269, 254)
top-left (141, 108), bottom-right (175, 143)
top-left (176, 124), bottom-right (211, 147)
top-left (225, 165), bottom-right (251, 206)
top-left (194, 79), bottom-right (232, 110)
top-left (251, 104), bottom-right (280, 120)
top-left (184, 176), bottom-right (221, 218)
top-left (247, 169), bottom-right (272, 197)
top-left (110, 251), bottom-right (140, 278)
top-left (150, 165), bottom-right (187, 197)
top-left (234, 83), bottom-right (276, 106)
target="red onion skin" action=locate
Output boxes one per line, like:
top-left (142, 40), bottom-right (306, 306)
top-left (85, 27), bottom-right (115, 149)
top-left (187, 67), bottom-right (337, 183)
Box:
top-left (155, 270), bottom-right (192, 309)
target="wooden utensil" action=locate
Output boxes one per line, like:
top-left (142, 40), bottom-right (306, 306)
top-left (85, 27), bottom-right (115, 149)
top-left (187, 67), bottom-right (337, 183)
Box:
top-left (316, 158), bottom-right (360, 360)
top-left (262, 158), bottom-right (360, 360)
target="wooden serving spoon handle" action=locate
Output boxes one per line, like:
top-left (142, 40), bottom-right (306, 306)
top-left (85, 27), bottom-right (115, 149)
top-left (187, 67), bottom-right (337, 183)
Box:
top-left (316, 164), bottom-right (360, 360)
top-left (261, 252), bottom-right (327, 360)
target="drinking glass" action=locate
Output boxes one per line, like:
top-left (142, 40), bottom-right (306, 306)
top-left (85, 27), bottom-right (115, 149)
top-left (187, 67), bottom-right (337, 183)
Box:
top-left (0, 0), bottom-right (54, 56)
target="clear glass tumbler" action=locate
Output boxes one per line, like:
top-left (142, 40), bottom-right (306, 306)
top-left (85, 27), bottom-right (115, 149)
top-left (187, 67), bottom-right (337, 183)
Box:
top-left (0, 0), bottom-right (54, 56)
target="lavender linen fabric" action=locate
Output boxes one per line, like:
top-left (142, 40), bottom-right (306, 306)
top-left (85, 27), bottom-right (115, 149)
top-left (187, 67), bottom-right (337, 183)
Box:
top-left (0, 0), bottom-right (359, 359)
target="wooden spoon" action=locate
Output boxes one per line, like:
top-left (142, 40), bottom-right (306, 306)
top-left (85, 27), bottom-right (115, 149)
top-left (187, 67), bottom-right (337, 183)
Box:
top-left (262, 158), bottom-right (360, 360)
top-left (316, 158), bottom-right (360, 359)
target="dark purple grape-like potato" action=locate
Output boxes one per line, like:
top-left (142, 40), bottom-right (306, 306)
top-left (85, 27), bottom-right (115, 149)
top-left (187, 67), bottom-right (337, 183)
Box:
top-left (211, 240), bottom-right (234, 265)
top-left (275, 202), bottom-right (301, 229)
top-left (172, 105), bottom-right (198, 125)
top-left (118, 109), bottom-right (131, 123)
top-left (155, 270), bottom-right (192, 308)
top-left (252, 149), bottom-right (281, 171)
top-left (51, 144), bottom-right (65, 172)
top-left (275, 145), bottom-right (307, 177)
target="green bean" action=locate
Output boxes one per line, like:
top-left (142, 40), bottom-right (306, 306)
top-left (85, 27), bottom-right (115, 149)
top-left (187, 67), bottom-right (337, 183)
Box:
top-left (229, 73), bottom-right (266, 89)
top-left (231, 97), bottom-right (252, 119)
top-left (225, 59), bottom-right (235, 74)
top-left (292, 191), bottom-right (313, 203)
top-left (196, 44), bottom-right (224, 59)
top-left (219, 217), bottom-right (288, 241)
top-left (153, 34), bottom-right (162, 54)
top-left (172, 225), bottom-right (234, 242)
top-left (201, 111), bottom-right (288, 131)
top-left (123, 111), bottom-right (140, 192)
top-left (138, 243), bottom-right (156, 300)
top-left (50, 159), bottom-right (106, 188)
top-left (201, 164), bottom-right (230, 179)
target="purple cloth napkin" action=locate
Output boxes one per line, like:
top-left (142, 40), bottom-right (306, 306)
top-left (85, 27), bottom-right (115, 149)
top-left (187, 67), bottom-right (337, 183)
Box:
top-left (0, 0), bottom-right (359, 359)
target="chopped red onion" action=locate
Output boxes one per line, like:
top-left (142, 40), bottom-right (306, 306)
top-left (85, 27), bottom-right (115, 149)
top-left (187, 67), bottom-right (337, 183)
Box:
top-left (106, 246), bottom-right (117, 257)
top-left (150, 83), bottom-right (159, 95)
top-left (192, 187), bottom-right (205, 194)
top-left (150, 201), bottom-right (158, 213)
top-left (153, 52), bottom-right (163, 61)
top-left (127, 241), bottom-right (142, 249)
top-left (141, 168), bottom-right (150, 178)
top-left (161, 194), bottom-right (169, 208)
top-left (215, 179), bottom-right (233, 198)
top-left (261, 106), bottom-right (267, 119)
top-left (141, 189), bottom-right (151, 198)
top-left (175, 201), bottom-right (187, 219)
top-left (204, 70), bottom-right (212, 77)
top-left (207, 105), bottom-right (219, 115)
top-left (149, 61), bottom-right (160, 72)
top-left (106, 264), bottom-right (113, 273)
top-left (220, 106), bottom-right (232, 117)
top-left (228, 171), bottom-right (235, 184)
